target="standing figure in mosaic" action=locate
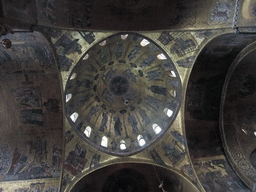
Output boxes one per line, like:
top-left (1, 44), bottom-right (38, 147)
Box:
top-left (7, 148), bottom-right (21, 174)
top-left (89, 153), bottom-right (101, 169)
top-left (52, 145), bottom-right (62, 171)
top-left (162, 139), bottom-right (186, 166)
top-left (27, 136), bottom-right (47, 164)
top-left (0, 144), bottom-right (11, 174)
top-left (64, 144), bottom-right (88, 176)
top-left (99, 112), bottom-right (108, 132)
top-left (128, 114), bottom-right (139, 134)
top-left (114, 115), bottom-right (122, 136)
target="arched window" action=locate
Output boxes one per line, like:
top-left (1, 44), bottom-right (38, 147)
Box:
top-left (101, 136), bottom-right (108, 148)
top-left (121, 34), bottom-right (128, 40)
top-left (83, 54), bottom-right (89, 60)
top-left (157, 53), bottom-right (167, 60)
top-left (140, 39), bottom-right (150, 47)
top-left (170, 90), bottom-right (176, 98)
top-left (99, 40), bottom-right (107, 46)
top-left (120, 140), bottom-right (126, 150)
top-left (137, 135), bottom-right (146, 146)
top-left (164, 108), bottom-right (173, 117)
top-left (152, 124), bottom-right (162, 134)
top-left (70, 73), bottom-right (77, 80)
top-left (70, 112), bottom-right (78, 123)
top-left (167, 70), bottom-right (176, 78)
top-left (84, 126), bottom-right (92, 138)
top-left (66, 93), bottom-right (72, 102)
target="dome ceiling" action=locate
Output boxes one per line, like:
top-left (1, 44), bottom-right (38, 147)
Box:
top-left (65, 33), bottom-right (182, 156)
top-left (1, 0), bottom-right (256, 191)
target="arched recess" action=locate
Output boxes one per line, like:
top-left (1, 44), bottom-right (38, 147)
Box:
top-left (185, 33), bottom-right (256, 191)
top-left (70, 163), bottom-right (199, 192)
top-left (0, 31), bottom-right (63, 190)
top-left (220, 41), bottom-right (256, 190)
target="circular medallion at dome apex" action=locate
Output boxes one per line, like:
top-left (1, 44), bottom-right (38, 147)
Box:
top-left (65, 33), bottom-right (182, 156)
top-left (109, 75), bottom-right (130, 96)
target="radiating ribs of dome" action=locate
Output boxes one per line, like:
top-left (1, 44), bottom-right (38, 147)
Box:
top-left (65, 33), bottom-right (182, 156)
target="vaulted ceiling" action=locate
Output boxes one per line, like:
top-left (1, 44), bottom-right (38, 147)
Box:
top-left (0, 0), bottom-right (256, 192)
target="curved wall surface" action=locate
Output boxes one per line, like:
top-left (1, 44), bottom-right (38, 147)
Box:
top-left (220, 41), bottom-right (256, 190)
top-left (0, 32), bottom-right (63, 191)
top-left (70, 163), bottom-right (199, 192)
top-left (185, 34), bottom-right (256, 192)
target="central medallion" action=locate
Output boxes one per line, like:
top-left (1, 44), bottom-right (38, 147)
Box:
top-left (65, 33), bottom-right (182, 156)
top-left (109, 75), bottom-right (130, 96)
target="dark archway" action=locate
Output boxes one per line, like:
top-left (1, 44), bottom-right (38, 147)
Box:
top-left (185, 33), bottom-right (256, 191)
top-left (102, 168), bottom-right (149, 192)
top-left (220, 41), bottom-right (256, 190)
top-left (70, 163), bottom-right (198, 192)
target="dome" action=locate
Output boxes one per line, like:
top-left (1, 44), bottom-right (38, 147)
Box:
top-left (65, 33), bottom-right (182, 156)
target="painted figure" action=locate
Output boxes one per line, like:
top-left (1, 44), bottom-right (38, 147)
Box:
top-left (181, 164), bottom-right (197, 182)
top-left (114, 43), bottom-right (122, 58)
top-left (140, 56), bottom-right (155, 68)
top-left (171, 130), bottom-right (186, 147)
top-left (138, 108), bottom-right (151, 126)
top-left (29, 182), bottom-right (45, 192)
top-left (86, 105), bottom-right (100, 122)
top-left (65, 130), bottom-right (74, 144)
top-left (76, 79), bottom-right (93, 88)
top-left (52, 145), bottom-right (62, 171)
top-left (170, 35), bottom-right (197, 57)
top-left (97, 49), bottom-right (107, 63)
top-left (28, 136), bottom-right (47, 164)
top-left (61, 173), bottom-right (71, 192)
top-left (158, 31), bottom-right (174, 45)
top-left (210, 0), bottom-right (231, 23)
top-left (90, 153), bottom-right (101, 169)
top-left (162, 140), bottom-right (186, 166)
top-left (0, 144), bottom-right (10, 174)
top-left (64, 144), bottom-right (87, 176)
top-left (161, 61), bottom-right (173, 69)
top-left (177, 56), bottom-right (196, 68)
top-left (20, 109), bottom-right (44, 126)
top-left (55, 34), bottom-right (82, 56)
top-left (146, 69), bottom-right (163, 81)
top-left (75, 93), bottom-right (93, 108)
top-left (128, 46), bottom-right (140, 60)
top-left (129, 139), bottom-right (135, 150)
top-left (114, 115), bottom-right (122, 136)
top-left (27, 160), bottom-right (52, 179)
top-left (102, 89), bottom-right (116, 104)
top-left (111, 140), bottom-right (117, 151)
top-left (99, 112), bottom-right (108, 132)
top-left (128, 114), bottom-right (139, 134)
top-left (149, 149), bottom-right (166, 167)
top-left (150, 86), bottom-right (167, 96)
top-left (42, 0), bottom-right (56, 24)
top-left (144, 96), bottom-right (162, 112)
top-left (7, 148), bottom-right (21, 174)
top-left (15, 87), bottom-right (41, 108)
top-left (78, 31), bottom-right (95, 44)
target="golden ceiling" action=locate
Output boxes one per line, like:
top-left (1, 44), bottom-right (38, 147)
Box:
top-left (0, 0), bottom-right (256, 191)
